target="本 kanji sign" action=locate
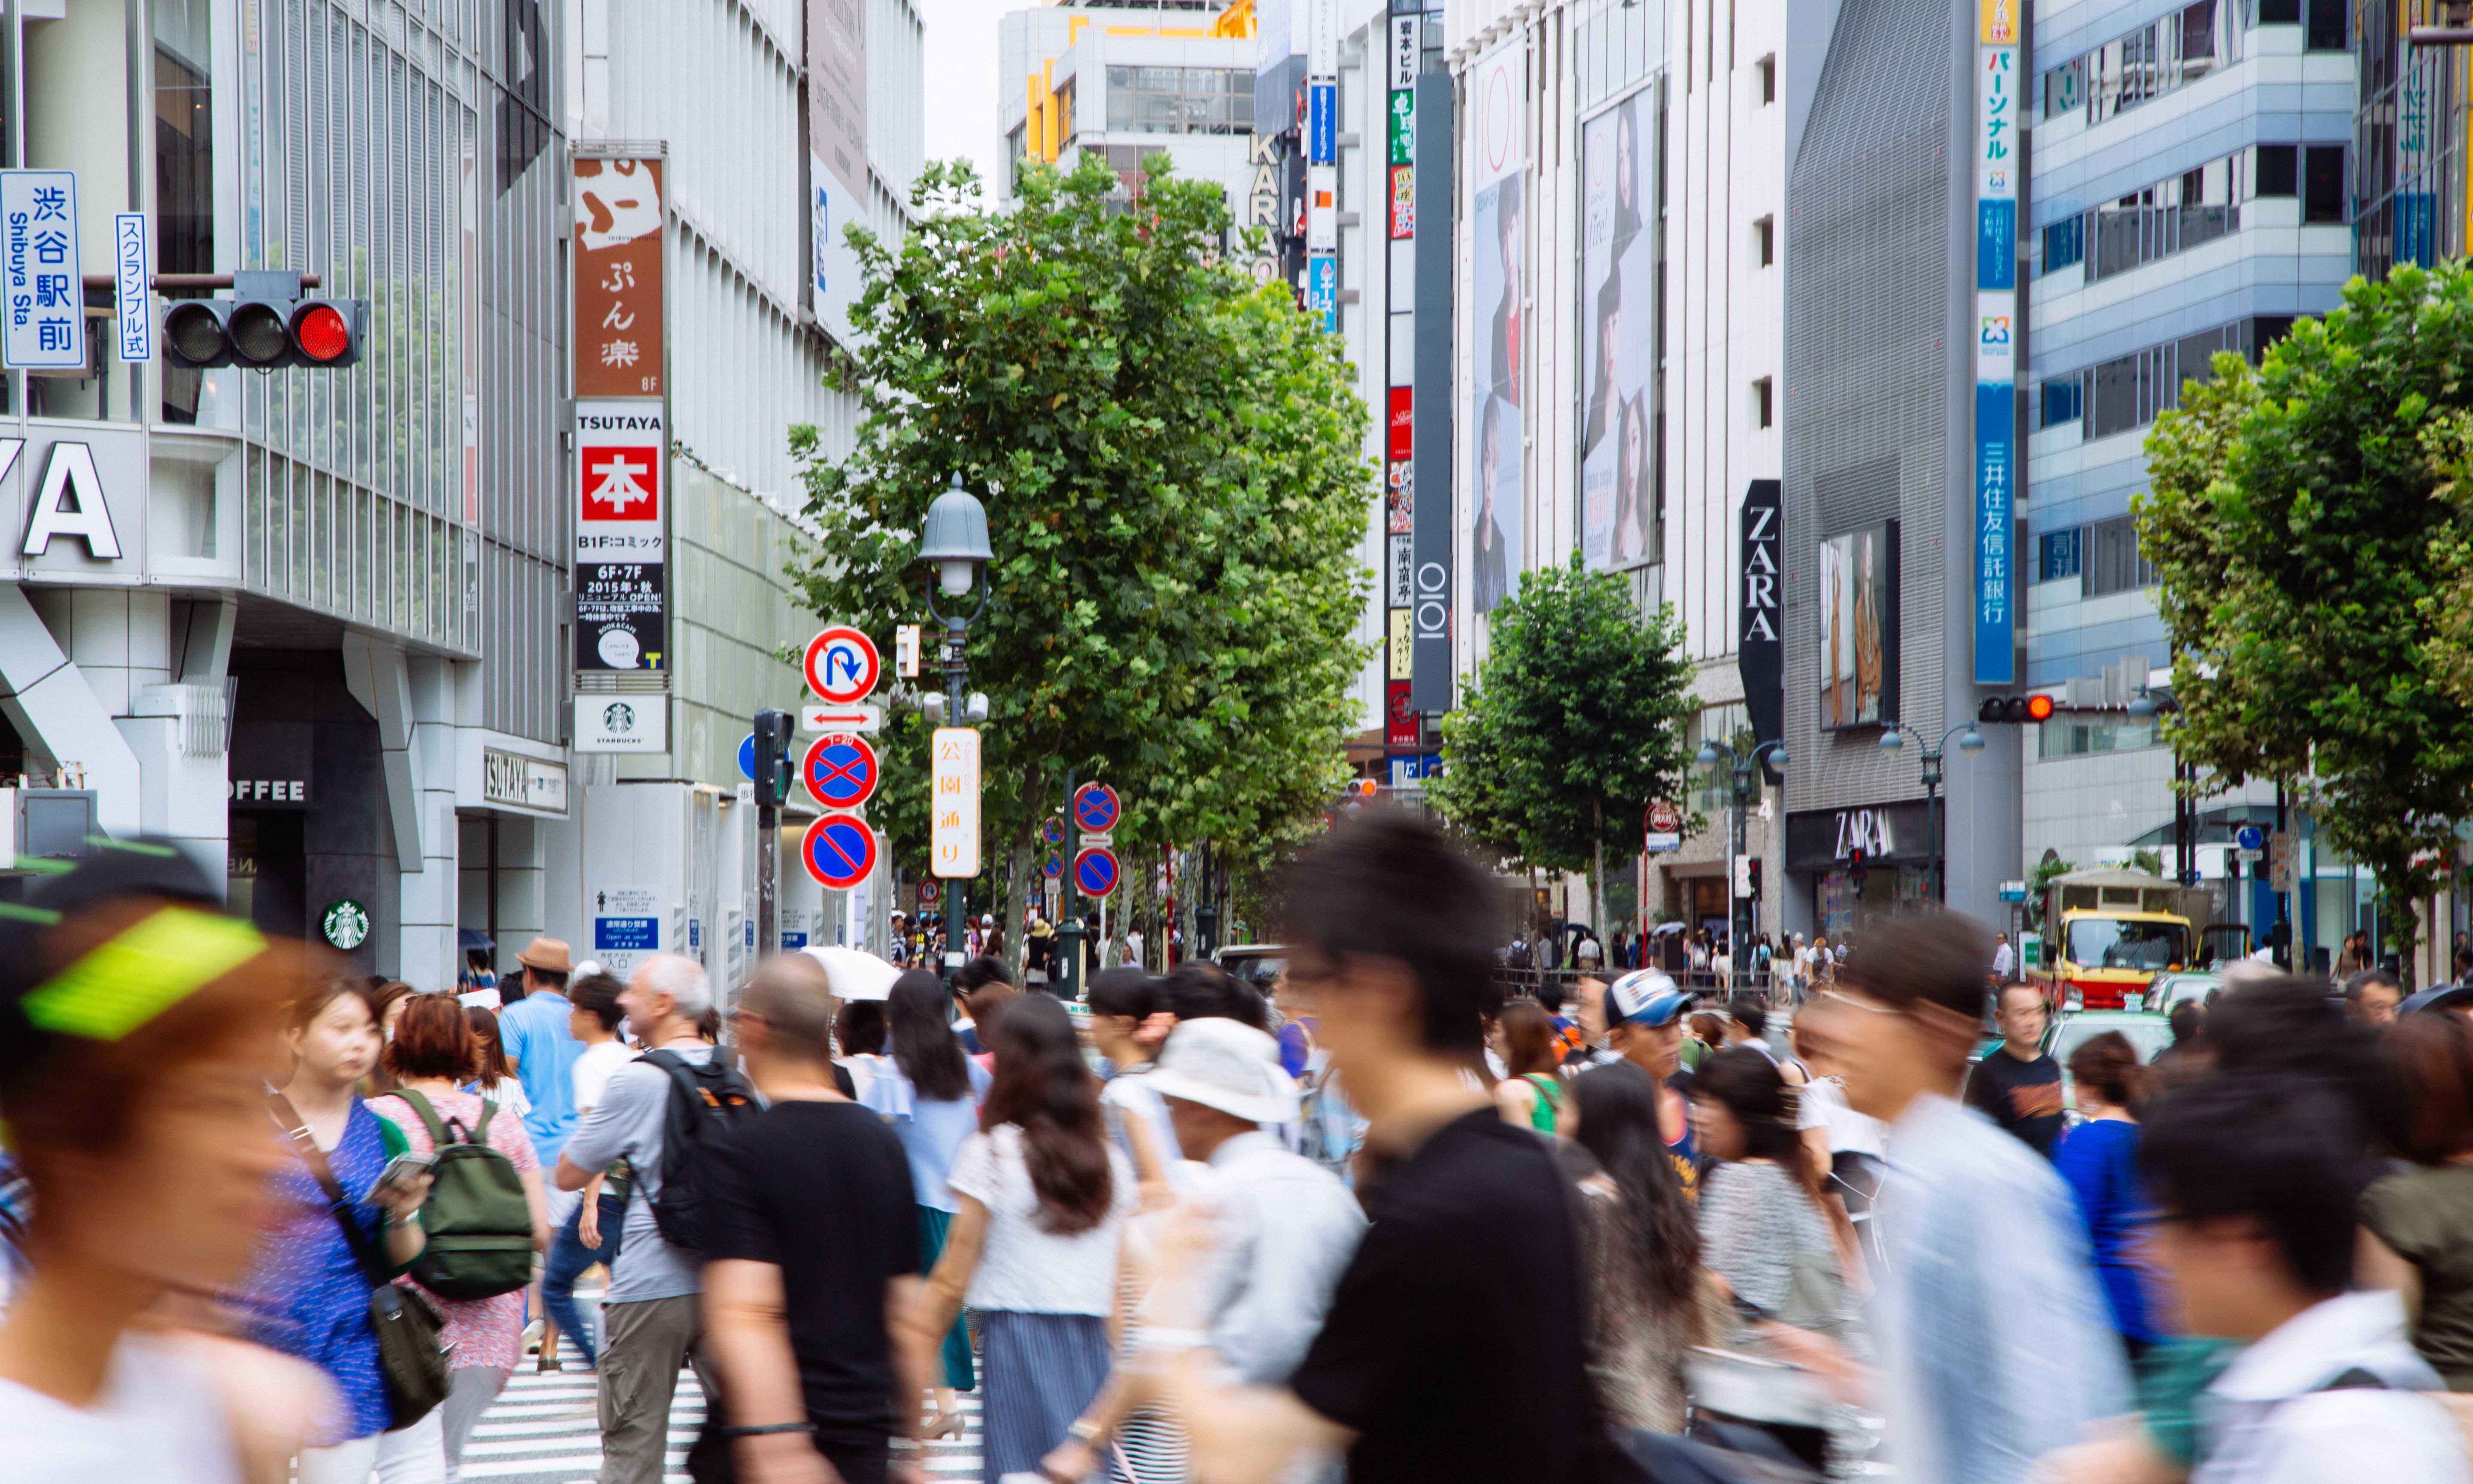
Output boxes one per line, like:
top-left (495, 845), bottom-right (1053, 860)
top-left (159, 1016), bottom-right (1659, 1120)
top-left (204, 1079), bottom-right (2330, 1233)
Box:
top-left (574, 402), bottom-right (667, 673)
top-left (932, 728), bottom-right (981, 878)
top-left (1, 172), bottom-right (84, 370)
top-left (574, 157), bottom-right (664, 398)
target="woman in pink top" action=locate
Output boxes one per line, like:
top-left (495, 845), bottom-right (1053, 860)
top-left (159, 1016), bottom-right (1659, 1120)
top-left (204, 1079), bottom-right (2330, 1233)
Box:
top-left (372, 995), bottom-right (551, 1479)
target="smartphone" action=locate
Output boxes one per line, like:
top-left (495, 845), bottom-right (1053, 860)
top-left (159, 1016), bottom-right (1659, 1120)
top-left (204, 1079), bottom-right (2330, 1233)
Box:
top-left (375, 1151), bottom-right (434, 1192)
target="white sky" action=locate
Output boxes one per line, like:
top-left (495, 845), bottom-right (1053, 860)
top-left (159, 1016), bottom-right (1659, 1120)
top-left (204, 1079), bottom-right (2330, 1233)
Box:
top-left (919, 0), bottom-right (1016, 192)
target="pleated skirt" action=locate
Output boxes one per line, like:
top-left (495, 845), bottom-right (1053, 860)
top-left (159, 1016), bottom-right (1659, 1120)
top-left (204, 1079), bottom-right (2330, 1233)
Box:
top-left (978, 1310), bottom-right (1111, 1482)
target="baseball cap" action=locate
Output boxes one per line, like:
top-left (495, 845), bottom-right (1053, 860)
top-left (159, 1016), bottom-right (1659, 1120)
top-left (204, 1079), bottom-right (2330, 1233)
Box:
top-left (1606, 969), bottom-right (1688, 1029)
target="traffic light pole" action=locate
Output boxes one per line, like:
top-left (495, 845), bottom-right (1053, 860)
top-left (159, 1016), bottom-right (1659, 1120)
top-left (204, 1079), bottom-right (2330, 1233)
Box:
top-left (1059, 768), bottom-right (1084, 998)
top-left (751, 709), bottom-right (793, 971)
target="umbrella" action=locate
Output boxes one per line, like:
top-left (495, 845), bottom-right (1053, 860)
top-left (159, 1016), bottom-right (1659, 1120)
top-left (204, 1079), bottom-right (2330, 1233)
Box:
top-left (802, 944), bottom-right (899, 1001)
top-left (1650, 922), bottom-right (1688, 938)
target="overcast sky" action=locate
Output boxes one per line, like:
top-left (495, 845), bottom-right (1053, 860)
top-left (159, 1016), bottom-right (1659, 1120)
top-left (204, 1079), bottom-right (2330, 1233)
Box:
top-left (920, 0), bottom-right (1013, 191)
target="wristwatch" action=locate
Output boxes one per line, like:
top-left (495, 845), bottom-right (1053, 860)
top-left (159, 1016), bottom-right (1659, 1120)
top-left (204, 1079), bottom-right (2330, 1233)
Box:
top-left (1067, 1417), bottom-right (1105, 1445)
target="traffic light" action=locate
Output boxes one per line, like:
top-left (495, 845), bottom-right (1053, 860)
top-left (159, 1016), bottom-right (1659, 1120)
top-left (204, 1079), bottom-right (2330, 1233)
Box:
top-left (1348, 777), bottom-right (1379, 799)
top-left (1977, 693), bottom-right (2056, 725)
top-left (751, 709), bottom-right (793, 809)
top-left (163, 271), bottom-right (366, 370)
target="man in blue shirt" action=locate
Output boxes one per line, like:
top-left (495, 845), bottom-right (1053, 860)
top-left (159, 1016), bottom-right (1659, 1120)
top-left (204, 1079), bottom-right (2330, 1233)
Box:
top-left (498, 935), bottom-right (583, 1164)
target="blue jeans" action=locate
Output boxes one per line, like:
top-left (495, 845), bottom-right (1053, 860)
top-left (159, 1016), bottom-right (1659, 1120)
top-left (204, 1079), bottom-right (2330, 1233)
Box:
top-left (542, 1192), bottom-right (623, 1368)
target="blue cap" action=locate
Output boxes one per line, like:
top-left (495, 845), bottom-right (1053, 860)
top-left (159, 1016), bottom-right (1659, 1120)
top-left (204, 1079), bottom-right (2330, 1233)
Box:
top-left (1607, 969), bottom-right (1688, 1029)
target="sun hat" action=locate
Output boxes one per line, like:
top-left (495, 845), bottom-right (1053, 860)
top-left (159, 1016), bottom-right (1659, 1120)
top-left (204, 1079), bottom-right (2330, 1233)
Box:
top-left (1147, 1017), bottom-right (1299, 1125)
top-left (516, 935), bottom-right (572, 973)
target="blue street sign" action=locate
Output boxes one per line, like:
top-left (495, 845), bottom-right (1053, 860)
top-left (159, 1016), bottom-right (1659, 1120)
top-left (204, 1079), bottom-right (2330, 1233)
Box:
top-left (1074, 846), bottom-right (1120, 898)
top-left (1072, 782), bottom-right (1121, 834)
top-left (1043, 854), bottom-right (1066, 880)
top-left (802, 734), bottom-right (879, 809)
top-left (802, 813), bottom-right (879, 890)
top-left (2235, 824), bottom-right (2265, 853)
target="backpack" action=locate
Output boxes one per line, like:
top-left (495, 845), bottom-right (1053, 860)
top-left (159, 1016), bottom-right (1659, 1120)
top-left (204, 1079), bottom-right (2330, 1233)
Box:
top-left (384, 1088), bottom-right (535, 1300)
top-left (641, 1049), bottom-right (760, 1252)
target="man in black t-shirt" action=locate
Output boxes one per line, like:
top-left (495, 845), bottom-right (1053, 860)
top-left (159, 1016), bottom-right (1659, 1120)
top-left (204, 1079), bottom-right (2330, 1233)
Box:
top-left (1963, 981), bottom-right (2065, 1156)
top-left (1155, 812), bottom-right (1599, 1484)
top-left (697, 955), bottom-right (921, 1484)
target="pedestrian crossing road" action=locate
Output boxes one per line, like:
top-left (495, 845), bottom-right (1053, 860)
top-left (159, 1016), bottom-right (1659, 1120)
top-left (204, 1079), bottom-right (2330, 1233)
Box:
top-left (465, 1347), bottom-right (989, 1483)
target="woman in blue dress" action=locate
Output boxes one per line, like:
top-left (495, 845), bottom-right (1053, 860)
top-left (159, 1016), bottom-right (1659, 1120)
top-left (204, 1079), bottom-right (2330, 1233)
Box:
top-left (233, 979), bottom-right (437, 1483)
top-left (2051, 1031), bottom-right (2162, 1360)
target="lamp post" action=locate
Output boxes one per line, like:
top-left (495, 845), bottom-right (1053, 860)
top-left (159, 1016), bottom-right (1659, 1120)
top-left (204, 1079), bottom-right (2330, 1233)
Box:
top-left (1877, 721), bottom-right (1984, 903)
top-left (918, 472), bottom-right (993, 983)
top-left (1694, 737), bottom-right (1789, 984)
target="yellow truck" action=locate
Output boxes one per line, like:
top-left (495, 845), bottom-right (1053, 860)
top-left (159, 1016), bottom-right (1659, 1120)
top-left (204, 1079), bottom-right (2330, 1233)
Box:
top-left (2039, 868), bottom-right (2245, 1010)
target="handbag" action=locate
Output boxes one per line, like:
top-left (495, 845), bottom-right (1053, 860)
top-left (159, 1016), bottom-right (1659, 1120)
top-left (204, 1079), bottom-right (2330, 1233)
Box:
top-left (270, 1095), bottom-right (452, 1430)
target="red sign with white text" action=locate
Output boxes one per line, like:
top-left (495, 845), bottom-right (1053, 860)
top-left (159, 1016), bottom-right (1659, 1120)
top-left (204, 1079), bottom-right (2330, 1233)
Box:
top-left (1387, 387), bottom-right (1413, 462)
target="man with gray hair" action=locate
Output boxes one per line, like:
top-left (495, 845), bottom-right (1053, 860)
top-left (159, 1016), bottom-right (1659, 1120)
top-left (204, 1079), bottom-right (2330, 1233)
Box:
top-left (558, 953), bottom-right (746, 1484)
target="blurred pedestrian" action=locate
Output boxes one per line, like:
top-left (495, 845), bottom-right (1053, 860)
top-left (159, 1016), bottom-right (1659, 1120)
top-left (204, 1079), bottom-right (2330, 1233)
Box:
top-left (906, 992), bottom-right (1136, 1482)
top-left (1604, 971), bottom-right (1698, 1199)
top-left (1818, 911), bottom-right (2128, 1484)
top-left (1157, 811), bottom-right (1601, 1484)
top-left (866, 970), bottom-right (993, 1439)
top-left (540, 972), bottom-right (630, 1373)
top-left (833, 998), bottom-right (892, 1105)
top-left (1964, 982), bottom-right (2064, 1157)
top-left (2363, 1008), bottom-right (2473, 1391)
top-left (2153, 998), bottom-right (2209, 1082)
top-left (462, 1005), bottom-right (532, 1121)
top-left (1024, 917), bottom-right (1058, 987)
top-left (374, 996), bottom-right (550, 1478)
top-left (1693, 1048), bottom-right (1848, 1333)
top-left (2141, 1077), bottom-right (2465, 1483)
top-left (2051, 1031), bottom-right (2161, 1361)
top-left (2348, 969), bottom-right (2404, 1031)
top-left (1490, 999), bottom-right (1568, 1134)
top-left (695, 956), bottom-right (923, 1484)
top-left (495, 938), bottom-right (580, 1170)
top-left (0, 847), bottom-right (336, 1481)
top-left (1566, 1061), bottom-right (1711, 1432)
top-left (1088, 968), bottom-right (1180, 1195)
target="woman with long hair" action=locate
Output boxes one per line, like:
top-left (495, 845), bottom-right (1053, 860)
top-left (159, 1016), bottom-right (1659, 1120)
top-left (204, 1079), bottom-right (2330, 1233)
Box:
top-left (2364, 1009), bottom-right (2473, 1390)
top-left (905, 992), bottom-right (1135, 1481)
top-left (372, 995), bottom-right (551, 1477)
top-left (0, 850), bottom-right (340, 1480)
top-left (1491, 999), bottom-right (1568, 1133)
top-left (2051, 1031), bottom-right (2160, 1360)
top-left (1567, 1061), bottom-right (1711, 1432)
top-left (1691, 1047), bottom-right (1847, 1334)
top-left (863, 970), bottom-right (994, 1438)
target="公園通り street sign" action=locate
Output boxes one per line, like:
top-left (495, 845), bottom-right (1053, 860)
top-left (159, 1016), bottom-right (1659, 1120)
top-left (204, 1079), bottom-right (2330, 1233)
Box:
top-left (933, 728), bottom-right (981, 878)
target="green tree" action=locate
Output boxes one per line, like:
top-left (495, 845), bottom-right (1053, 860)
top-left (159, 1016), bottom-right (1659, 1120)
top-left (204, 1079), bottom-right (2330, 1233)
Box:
top-left (1426, 553), bottom-right (1698, 939)
top-left (787, 155), bottom-right (1373, 929)
top-left (2138, 263), bottom-right (2473, 982)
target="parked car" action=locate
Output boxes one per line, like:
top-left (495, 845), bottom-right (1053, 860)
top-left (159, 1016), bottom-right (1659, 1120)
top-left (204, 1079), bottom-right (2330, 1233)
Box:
top-left (2148, 971), bottom-right (2221, 1009)
top-left (1214, 944), bottom-right (1287, 995)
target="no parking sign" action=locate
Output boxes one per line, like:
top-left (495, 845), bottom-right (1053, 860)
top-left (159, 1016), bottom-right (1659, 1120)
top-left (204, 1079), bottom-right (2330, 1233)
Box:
top-left (802, 734), bottom-right (879, 810)
top-left (1074, 846), bottom-right (1120, 898)
top-left (801, 814), bottom-right (878, 890)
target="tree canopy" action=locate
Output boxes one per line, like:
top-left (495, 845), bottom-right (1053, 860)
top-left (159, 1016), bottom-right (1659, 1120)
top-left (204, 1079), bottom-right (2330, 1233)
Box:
top-left (2139, 262), bottom-right (2473, 974)
top-left (1426, 553), bottom-right (1698, 932)
top-left (787, 155), bottom-right (1374, 920)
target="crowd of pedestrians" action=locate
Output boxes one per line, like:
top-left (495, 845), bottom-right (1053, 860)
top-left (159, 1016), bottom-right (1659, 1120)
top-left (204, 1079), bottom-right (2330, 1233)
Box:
top-left (15, 820), bottom-right (2473, 1484)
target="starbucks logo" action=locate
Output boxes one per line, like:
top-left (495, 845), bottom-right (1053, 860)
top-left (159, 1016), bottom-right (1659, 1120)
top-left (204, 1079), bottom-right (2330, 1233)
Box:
top-left (602, 701), bottom-right (636, 734)
top-left (322, 898), bottom-right (371, 951)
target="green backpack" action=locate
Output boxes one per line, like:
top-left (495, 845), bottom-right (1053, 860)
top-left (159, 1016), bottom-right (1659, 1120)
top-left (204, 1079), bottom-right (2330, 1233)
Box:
top-left (386, 1089), bottom-right (535, 1300)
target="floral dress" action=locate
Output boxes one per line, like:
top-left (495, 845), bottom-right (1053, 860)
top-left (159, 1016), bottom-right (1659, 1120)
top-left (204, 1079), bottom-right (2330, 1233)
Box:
top-left (371, 1088), bottom-right (541, 1372)
top-left (231, 1099), bottom-right (395, 1444)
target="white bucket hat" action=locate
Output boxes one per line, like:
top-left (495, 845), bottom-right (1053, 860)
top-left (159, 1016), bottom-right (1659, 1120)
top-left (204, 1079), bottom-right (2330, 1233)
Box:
top-left (1147, 1017), bottom-right (1300, 1125)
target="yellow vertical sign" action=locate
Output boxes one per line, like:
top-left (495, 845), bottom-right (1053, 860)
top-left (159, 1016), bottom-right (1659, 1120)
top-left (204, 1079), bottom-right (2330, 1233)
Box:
top-left (1980, 0), bottom-right (2016, 44)
top-left (932, 727), bottom-right (981, 878)
top-left (1388, 608), bottom-right (1413, 676)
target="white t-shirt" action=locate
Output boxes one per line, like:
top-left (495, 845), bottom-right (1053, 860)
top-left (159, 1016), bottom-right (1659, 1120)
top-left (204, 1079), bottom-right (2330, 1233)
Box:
top-left (0, 1334), bottom-right (242, 1484)
top-left (1794, 1075), bottom-right (1884, 1158)
top-left (1100, 1065), bottom-right (1183, 1170)
top-left (947, 1123), bottom-right (1137, 1316)
top-left (570, 1038), bottom-right (637, 1113)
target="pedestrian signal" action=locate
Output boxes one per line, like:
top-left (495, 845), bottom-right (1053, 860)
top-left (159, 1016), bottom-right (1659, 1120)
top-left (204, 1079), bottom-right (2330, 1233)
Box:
top-left (1977, 694), bottom-right (2055, 724)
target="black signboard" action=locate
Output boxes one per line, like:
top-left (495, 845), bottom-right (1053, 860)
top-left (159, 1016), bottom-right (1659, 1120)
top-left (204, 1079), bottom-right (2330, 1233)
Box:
top-left (575, 561), bottom-right (667, 671)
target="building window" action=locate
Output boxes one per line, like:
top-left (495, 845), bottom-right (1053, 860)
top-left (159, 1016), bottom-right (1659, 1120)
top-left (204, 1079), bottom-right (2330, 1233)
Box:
top-left (1753, 376), bottom-right (1773, 428)
top-left (2256, 144), bottom-right (2298, 196)
top-left (1757, 54), bottom-right (1777, 102)
top-left (2044, 215), bottom-right (2084, 271)
top-left (2078, 318), bottom-right (2267, 440)
top-left (2038, 527), bottom-right (2082, 582)
top-left (2306, 0), bottom-right (2349, 49)
top-left (2083, 514), bottom-right (2156, 596)
top-left (2040, 377), bottom-right (2083, 428)
top-left (1103, 65), bottom-right (1253, 136)
top-left (2047, 0), bottom-right (2239, 126)
top-left (1754, 215), bottom-right (1774, 266)
top-left (2039, 713), bottom-right (2159, 759)
top-left (2305, 145), bottom-right (2347, 222)
top-left (2051, 150), bottom-right (2251, 283)
top-left (1689, 703), bottom-right (1752, 815)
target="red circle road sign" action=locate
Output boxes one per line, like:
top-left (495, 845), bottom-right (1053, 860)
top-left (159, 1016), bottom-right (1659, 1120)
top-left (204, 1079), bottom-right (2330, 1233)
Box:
top-left (1072, 782), bottom-right (1121, 834)
top-left (1646, 800), bottom-right (1682, 835)
top-left (802, 734), bottom-right (879, 810)
top-left (803, 626), bottom-right (881, 704)
top-left (1074, 846), bottom-right (1120, 898)
top-left (801, 814), bottom-right (878, 890)
top-left (917, 880), bottom-right (940, 904)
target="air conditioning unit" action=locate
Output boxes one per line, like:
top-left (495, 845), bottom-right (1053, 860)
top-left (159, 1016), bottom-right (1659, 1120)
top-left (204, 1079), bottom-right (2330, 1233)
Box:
top-left (0, 787), bottom-right (99, 874)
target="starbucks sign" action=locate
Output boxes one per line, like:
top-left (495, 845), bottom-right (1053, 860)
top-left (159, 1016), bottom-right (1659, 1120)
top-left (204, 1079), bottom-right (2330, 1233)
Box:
top-left (322, 898), bottom-right (371, 951)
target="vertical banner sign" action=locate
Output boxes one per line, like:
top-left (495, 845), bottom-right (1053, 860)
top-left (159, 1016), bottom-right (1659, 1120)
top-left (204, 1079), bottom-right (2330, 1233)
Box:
top-left (1307, 255), bottom-right (1337, 332)
top-left (932, 728), bottom-right (982, 878)
top-left (1737, 479), bottom-right (1784, 747)
top-left (574, 158), bottom-right (665, 398)
top-left (1579, 90), bottom-right (1658, 572)
top-left (1466, 42), bottom-right (1526, 619)
top-left (808, 0), bottom-right (869, 344)
top-left (0, 172), bottom-right (84, 370)
top-left (114, 213), bottom-right (152, 362)
top-left (574, 403), bottom-right (668, 671)
top-left (1974, 0), bottom-right (2020, 684)
top-left (1305, 0), bottom-right (1337, 313)
top-left (1410, 73), bottom-right (1455, 711)
top-left (1388, 3), bottom-right (1419, 705)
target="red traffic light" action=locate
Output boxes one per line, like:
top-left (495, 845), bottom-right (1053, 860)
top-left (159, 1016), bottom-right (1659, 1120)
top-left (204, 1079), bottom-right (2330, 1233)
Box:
top-left (292, 302), bottom-right (352, 363)
top-left (160, 294), bottom-right (365, 370)
top-left (1978, 693), bottom-right (2058, 724)
top-left (2024, 693), bottom-right (2054, 722)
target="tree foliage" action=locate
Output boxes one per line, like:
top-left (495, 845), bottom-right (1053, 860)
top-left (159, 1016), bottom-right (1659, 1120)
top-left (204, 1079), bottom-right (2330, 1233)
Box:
top-left (2138, 263), bottom-right (2473, 973)
top-left (786, 156), bottom-right (1373, 916)
top-left (1427, 554), bottom-right (1698, 928)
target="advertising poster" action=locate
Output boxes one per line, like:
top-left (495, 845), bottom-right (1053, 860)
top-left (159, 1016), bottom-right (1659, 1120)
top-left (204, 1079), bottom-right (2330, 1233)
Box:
top-left (1578, 93), bottom-right (1656, 572)
top-left (574, 401), bottom-right (668, 672)
top-left (1467, 41), bottom-right (1524, 616)
top-left (574, 158), bottom-right (663, 398)
top-left (1817, 521), bottom-right (1898, 731)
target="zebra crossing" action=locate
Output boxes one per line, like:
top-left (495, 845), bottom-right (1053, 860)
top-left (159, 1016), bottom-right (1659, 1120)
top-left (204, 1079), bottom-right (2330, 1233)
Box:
top-left (461, 1344), bottom-right (988, 1483)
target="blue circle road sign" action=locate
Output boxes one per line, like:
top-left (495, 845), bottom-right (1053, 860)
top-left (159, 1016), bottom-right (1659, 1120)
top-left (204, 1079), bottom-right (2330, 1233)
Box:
top-left (802, 734), bottom-right (879, 809)
top-left (2235, 824), bottom-right (2266, 852)
top-left (1043, 854), bottom-right (1066, 880)
top-left (1074, 846), bottom-right (1120, 898)
top-left (804, 626), bottom-right (881, 704)
top-left (738, 732), bottom-right (791, 783)
top-left (801, 814), bottom-right (878, 890)
top-left (1041, 816), bottom-right (1067, 847)
top-left (1072, 783), bottom-right (1121, 835)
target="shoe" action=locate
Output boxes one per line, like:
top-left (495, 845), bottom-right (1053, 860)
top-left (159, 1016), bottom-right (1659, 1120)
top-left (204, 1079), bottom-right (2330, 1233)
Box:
top-left (522, 1320), bottom-right (544, 1356)
top-left (924, 1409), bottom-right (964, 1441)
top-left (536, 1355), bottom-right (563, 1373)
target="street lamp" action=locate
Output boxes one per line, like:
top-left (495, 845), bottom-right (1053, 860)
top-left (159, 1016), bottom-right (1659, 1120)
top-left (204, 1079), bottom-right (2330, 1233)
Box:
top-left (1695, 737), bottom-right (1788, 984)
top-left (919, 472), bottom-right (993, 980)
top-left (1877, 721), bottom-right (1983, 902)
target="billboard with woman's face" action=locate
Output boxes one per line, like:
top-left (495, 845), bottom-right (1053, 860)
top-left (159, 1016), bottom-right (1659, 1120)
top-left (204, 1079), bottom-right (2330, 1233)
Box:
top-left (1580, 92), bottom-right (1656, 571)
top-left (1818, 522), bottom-right (1899, 729)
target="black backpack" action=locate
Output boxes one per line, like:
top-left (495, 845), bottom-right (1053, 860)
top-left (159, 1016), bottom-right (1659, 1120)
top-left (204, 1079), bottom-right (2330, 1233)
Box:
top-left (641, 1049), bottom-right (760, 1252)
